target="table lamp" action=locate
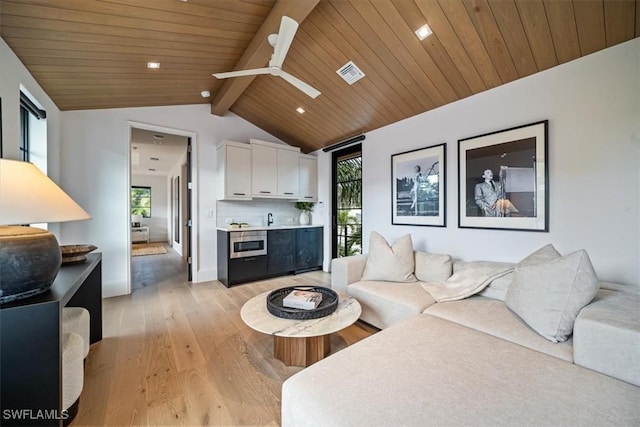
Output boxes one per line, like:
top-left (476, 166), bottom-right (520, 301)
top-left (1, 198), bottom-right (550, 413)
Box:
top-left (132, 214), bottom-right (142, 228)
top-left (0, 159), bottom-right (91, 304)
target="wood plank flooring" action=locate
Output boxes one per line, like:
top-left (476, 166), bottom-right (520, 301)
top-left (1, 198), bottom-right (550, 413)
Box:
top-left (73, 244), bottom-right (376, 426)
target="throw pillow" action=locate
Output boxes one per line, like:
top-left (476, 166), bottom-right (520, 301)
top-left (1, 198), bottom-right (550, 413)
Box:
top-left (362, 232), bottom-right (416, 282)
top-left (518, 243), bottom-right (561, 267)
top-left (478, 245), bottom-right (559, 301)
top-left (505, 249), bottom-right (599, 343)
top-left (414, 252), bottom-right (452, 282)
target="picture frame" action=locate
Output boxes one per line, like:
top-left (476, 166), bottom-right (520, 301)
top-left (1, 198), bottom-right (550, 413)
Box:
top-left (391, 143), bottom-right (446, 227)
top-left (458, 120), bottom-right (548, 232)
top-left (0, 97), bottom-right (3, 158)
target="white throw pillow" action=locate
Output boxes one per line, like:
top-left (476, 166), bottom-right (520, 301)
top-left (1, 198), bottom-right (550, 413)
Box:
top-left (414, 252), bottom-right (452, 282)
top-left (362, 232), bottom-right (416, 282)
top-left (479, 245), bottom-right (559, 301)
top-left (518, 243), bottom-right (561, 266)
top-left (505, 249), bottom-right (599, 343)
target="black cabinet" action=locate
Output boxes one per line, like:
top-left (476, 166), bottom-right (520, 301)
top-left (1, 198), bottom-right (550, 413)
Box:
top-left (267, 229), bottom-right (296, 275)
top-left (296, 227), bottom-right (323, 272)
top-left (228, 256), bottom-right (268, 285)
top-left (0, 254), bottom-right (102, 426)
top-left (217, 230), bottom-right (268, 287)
top-left (217, 227), bottom-right (323, 286)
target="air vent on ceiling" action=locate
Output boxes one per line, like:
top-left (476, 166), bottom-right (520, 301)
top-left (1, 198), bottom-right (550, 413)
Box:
top-left (336, 61), bottom-right (365, 85)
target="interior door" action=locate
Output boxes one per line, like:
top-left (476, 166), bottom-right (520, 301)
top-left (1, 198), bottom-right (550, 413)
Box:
top-left (186, 138), bottom-right (193, 281)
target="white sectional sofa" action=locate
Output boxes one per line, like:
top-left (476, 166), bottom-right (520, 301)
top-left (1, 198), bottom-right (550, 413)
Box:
top-left (281, 240), bottom-right (640, 426)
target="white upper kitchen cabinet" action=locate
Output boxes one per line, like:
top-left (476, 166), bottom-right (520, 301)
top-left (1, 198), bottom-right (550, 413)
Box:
top-left (277, 148), bottom-right (300, 198)
top-left (216, 141), bottom-right (251, 200)
top-left (250, 139), bottom-right (300, 199)
top-left (298, 154), bottom-right (318, 202)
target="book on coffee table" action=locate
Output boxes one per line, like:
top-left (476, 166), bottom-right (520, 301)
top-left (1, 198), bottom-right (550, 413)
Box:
top-left (283, 289), bottom-right (323, 310)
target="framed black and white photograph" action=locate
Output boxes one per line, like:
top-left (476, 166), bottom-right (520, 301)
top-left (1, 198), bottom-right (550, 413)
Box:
top-left (0, 97), bottom-right (3, 158)
top-left (458, 120), bottom-right (548, 231)
top-left (391, 143), bottom-right (446, 227)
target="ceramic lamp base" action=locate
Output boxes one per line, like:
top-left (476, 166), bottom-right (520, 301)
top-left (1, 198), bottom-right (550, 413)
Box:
top-left (0, 225), bottom-right (62, 304)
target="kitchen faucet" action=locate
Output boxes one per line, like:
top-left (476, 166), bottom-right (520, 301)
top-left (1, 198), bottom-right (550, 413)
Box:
top-left (267, 212), bottom-right (274, 226)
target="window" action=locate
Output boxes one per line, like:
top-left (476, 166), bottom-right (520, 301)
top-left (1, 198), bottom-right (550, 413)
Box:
top-left (131, 186), bottom-right (151, 218)
top-left (19, 91), bottom-right (47, 163)
top-left (333, 145), bottom-right (362, 258)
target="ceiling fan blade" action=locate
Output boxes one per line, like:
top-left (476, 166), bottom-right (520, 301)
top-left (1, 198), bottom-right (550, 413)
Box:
top-left (213, 68), bottom-right (271, 79)
top-left (270, 16), bottom-right (299, 68)
top-left (280, 71), bottom-right (321, 99)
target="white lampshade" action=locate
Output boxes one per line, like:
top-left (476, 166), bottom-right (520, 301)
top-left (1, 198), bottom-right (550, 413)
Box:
top-left (0, 159), bottom-right (91, 225)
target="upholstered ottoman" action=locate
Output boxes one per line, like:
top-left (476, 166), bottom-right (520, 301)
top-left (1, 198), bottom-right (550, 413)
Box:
top-left (62, 332), bottom-right (84, 423)
top-left (63, 307), bottom-right (90, 359)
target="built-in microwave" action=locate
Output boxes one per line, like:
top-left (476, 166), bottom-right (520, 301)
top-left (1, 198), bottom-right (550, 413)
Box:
top-left (229, 230), bottom-right (267, 259)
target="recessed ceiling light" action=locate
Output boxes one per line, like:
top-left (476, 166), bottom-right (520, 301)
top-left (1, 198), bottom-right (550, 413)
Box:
top-left (147, 62), bottom-right (160, 69)
top-left (415, 24), bottom-right (433, 40)
top-left (201, 90), bottom-right (211, 98)
top-left (296, 107), bottom-right (305, 114)
top-left (150, 157), bottom-right (160, 161)
top-left (153, 134), bottom-right (164, 140)
top-left (148, 168), bottom-right (156, 171)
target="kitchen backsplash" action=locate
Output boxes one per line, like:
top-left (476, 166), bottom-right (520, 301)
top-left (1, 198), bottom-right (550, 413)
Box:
top-left (216, 199), bottom-right (301, 227)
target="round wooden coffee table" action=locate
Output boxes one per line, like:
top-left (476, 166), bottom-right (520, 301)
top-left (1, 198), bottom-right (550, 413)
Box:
top-left (240, 290), bottom-right (361, 367)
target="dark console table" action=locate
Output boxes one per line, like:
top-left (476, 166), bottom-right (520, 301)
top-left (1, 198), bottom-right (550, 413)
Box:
top-left (0, 253), bottom-right (102, 426)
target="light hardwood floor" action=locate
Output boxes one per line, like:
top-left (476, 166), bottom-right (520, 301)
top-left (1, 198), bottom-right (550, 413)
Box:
top-left (73, 244), bottom-right (376, 426)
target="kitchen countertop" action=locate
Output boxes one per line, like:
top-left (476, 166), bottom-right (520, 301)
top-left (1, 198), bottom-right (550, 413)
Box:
top-left (217, 225), bottom-right (322, 232)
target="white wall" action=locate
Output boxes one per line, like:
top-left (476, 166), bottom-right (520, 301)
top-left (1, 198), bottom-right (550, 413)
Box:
top-left (60, 105), bottom-right (284, 297)
top-left (131, 174), bottom-right (169, 242)
top-left (317, 38), bottom-right (640, 288)
top-left (0, 38), bottom-right (65, 236)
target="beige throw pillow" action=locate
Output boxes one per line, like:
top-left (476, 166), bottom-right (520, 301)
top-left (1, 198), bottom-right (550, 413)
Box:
top-left (505, 249), bottom-right (599, 343)
top-left (479, 244), bottom-right (560, 301)
top-left (414, 252), bottom-right (452, 282)
top-left (362, 232), bottom-right (416, 282)
top-left (518, 243), bottom-right (561, 266)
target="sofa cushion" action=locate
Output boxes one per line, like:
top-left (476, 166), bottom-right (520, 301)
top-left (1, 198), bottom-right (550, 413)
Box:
top-left (506, 249), bottom-right (599, 343)
top-left (282, 315), bottom-right (640, 427)
top-left (477, 272), bottom-right (513, 301)
top-left (424, 296), bottom-right (573, 361)
top-left (574, 288), bottom-right (640, 386)
top-left (362, 232), bottom-right (416, 282)
top-left (348, 281), bottom-right (435, 329)
top-left (414, 252), bottom-right (452, 282)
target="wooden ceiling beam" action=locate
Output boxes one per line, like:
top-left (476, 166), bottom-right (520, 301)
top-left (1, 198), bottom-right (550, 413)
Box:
top-left (210, 0), bottom-right (320, 116)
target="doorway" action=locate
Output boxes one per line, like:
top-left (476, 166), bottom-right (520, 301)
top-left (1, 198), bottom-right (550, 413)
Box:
top-left (128, 124), bottom-right (194, 291)
top-left (332, 144), bottom-right (362, 259)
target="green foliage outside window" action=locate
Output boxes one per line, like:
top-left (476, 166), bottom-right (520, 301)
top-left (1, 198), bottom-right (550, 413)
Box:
top-left (131, 186), bottom-right (151, 218)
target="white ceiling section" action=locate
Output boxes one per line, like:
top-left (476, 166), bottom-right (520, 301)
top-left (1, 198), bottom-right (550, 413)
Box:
top-left (130, 128), bottom-right (187, 176)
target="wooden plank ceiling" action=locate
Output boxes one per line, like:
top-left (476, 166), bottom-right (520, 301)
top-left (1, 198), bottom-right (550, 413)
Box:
top-left (1, 0), bottom-right (638, 153)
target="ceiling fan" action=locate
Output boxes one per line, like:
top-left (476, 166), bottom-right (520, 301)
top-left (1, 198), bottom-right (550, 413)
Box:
top-left (212, 16), bottom-right (321, 99)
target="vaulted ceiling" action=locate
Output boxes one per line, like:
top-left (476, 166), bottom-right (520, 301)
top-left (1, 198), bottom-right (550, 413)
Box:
top-left (1, 0), bottom-right (638, 153)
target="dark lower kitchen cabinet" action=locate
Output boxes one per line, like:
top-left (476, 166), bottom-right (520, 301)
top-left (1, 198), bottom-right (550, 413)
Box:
top-left (228, 256), bottom-right (267, 285)
top-left (267, 229), bottom-right (295, 275)
top-left (217, 227), bottom-right (323, 286)
top-left (217, 229), bottom-right (268, 287)
top-left (296, 227), bottom-right (323, 272)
